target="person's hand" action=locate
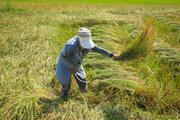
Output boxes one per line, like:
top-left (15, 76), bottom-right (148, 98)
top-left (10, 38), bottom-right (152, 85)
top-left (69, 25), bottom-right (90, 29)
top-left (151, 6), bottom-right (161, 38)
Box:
top-left (112, 54), bottom-right (119, 60)
top-left (70, 67), bottom-right (76, 73)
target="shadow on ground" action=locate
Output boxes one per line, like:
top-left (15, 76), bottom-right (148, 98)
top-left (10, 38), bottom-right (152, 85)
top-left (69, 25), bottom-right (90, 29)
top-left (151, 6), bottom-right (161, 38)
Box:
top-left (39, 97), bottom-right (64, 114)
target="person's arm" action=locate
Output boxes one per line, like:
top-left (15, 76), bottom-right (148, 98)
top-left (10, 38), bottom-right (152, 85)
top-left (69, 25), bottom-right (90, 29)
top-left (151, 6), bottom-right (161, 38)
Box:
top-left (91, 44), bottom-right (114, 58)
top-left (60, 45), bottom-right (74, 69)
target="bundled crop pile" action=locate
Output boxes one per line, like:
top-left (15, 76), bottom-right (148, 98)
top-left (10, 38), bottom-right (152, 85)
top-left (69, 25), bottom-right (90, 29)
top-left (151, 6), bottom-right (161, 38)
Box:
top-left (119, 22), bottom-right (155, 60)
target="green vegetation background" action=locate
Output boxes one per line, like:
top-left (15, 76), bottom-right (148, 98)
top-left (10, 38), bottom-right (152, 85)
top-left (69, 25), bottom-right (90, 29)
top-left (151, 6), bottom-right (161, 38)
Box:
top-left (1, 0), bottom-right (180, 4)
top-left (0, 1), bottom-right (179, 119)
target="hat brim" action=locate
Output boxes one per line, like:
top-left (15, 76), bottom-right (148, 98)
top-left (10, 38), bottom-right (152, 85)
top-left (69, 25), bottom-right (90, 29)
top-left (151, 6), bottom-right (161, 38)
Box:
top-left (79, 36), bottom-right (94, 49)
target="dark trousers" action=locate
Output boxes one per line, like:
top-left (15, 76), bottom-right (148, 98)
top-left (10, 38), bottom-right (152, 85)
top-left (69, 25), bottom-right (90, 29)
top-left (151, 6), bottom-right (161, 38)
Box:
top-left (62, 74), bottom-right (88, 96)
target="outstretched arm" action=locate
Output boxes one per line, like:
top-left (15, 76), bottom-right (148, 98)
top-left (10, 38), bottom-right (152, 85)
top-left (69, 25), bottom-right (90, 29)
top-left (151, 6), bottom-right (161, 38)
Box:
top-left (91, 44), bottom-right (118, 59)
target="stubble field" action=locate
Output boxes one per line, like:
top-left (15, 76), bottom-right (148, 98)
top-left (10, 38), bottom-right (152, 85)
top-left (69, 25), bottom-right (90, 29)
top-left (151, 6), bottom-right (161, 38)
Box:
top-left (0, 1), bottom-right (180, 120)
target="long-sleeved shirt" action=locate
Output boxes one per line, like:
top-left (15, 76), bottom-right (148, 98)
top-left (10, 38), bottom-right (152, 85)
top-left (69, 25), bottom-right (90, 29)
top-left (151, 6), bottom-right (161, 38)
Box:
top-left (56, 36), bottom-right (114, 85)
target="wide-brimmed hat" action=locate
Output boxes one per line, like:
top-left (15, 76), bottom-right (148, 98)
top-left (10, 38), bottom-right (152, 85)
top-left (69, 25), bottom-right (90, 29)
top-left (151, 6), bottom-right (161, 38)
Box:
top-left (78, 28), bottom-right (94, 49)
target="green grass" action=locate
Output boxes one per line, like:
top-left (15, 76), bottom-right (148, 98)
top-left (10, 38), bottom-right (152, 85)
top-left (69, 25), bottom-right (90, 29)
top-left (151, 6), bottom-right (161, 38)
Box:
top-left (134, 53), bottom-right (180, 114)
top-left (0, 4), bottom-right (180, 120)
top-left (151, 16), bottom-right (180, 47)
top-left (1, 0), bottom-right (180, 4)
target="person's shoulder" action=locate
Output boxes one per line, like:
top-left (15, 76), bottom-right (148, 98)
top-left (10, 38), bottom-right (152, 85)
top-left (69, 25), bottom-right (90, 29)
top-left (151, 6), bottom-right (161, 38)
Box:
top-left (66, 36), bottom-right (79, 47)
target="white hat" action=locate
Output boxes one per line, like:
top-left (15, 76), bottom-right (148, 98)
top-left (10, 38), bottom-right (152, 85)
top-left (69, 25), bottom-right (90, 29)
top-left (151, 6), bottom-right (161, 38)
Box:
top-left (78, 28), bottom-right (94, 49)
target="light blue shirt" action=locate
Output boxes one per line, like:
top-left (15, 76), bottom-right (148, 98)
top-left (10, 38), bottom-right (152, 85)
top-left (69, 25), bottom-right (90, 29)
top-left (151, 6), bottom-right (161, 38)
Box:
top-left (56, 36), bottom-right (114, 85)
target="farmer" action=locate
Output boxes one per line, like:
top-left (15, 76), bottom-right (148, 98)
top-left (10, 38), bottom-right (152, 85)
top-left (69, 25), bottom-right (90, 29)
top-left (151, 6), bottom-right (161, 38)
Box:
top-left (56, 28), bottom-right (118, 99)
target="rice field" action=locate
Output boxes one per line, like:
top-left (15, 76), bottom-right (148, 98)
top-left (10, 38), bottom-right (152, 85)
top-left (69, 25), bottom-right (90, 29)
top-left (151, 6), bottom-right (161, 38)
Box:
top-left (1, 0), bottom-right (180, 4)
top-left (0, 1), bottom-right (180, 120)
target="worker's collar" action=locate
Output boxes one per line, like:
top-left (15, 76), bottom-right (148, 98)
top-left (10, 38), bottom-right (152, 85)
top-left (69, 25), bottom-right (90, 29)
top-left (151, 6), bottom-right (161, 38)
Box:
top-left (79, 42), bottom-right (85, 51)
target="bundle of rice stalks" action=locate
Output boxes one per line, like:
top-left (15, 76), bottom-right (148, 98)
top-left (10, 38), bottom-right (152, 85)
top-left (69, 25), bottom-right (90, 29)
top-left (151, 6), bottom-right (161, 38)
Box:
top-left (119, 21), bottom-right (155, 60)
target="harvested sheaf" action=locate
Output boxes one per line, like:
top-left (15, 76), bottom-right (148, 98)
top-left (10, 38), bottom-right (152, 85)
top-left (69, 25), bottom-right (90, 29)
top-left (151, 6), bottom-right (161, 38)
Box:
top-left (119, 21), bottom-right (155, 60)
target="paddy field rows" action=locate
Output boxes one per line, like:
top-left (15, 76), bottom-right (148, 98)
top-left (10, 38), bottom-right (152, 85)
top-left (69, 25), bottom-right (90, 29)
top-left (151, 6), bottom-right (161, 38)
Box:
top-left (0, 2), bottom-right (180, 120)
